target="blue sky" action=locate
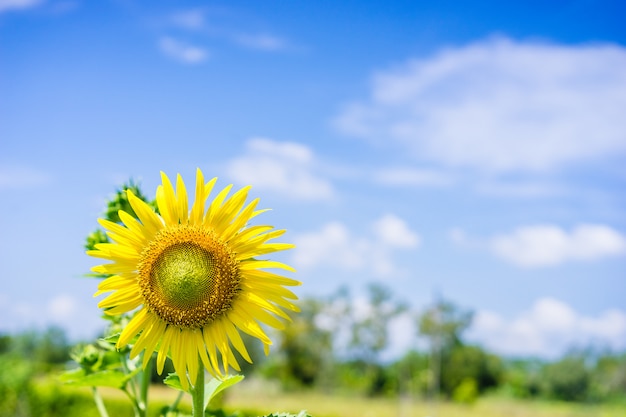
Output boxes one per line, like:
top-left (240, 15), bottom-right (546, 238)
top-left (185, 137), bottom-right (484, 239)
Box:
top-left (1, 0), bottom-right (625, 359)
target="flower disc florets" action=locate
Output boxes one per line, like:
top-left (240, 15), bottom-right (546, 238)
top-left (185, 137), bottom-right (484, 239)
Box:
top-left (138, 225), bottom-right (240, 328)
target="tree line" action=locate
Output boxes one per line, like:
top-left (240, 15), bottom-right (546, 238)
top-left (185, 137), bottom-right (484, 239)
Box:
top-left (1, 287), bottom-right (625, 406)
top-left (252, 283), bottom-right (626, 404)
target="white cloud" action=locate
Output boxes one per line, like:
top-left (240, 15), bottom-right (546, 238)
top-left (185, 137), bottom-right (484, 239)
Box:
top-left (292, 215), bottom-right (420, 278)
top-left (334, 38), bottom-right (626, 173)
top-left (0, 0), bottom-right (42, 13)
top-left (372, 214), bottom-right (421, 248)
top-left (226, 138), bottom-right (333, 200)
top-left (170, 9), bottom-right (206, 30)
top-left (292, 222), bottom-right (368, 270)
top-left (234, 33), bottom-right (287, 51)
top-left (48, 294), bottom-right (76, 321)
top-left (164, 9), bottom-right (289, 53)
top-left (0, 165), bottom-right (52, 189)
top-left (374, 167), bottom-right (453, 187)
top-left (469, 297), bottom-right (626, 357)
top-left (476, 181), bottom-right (564, 198)
top-left (159, 36), bottom-right (208, 64)
top-left (489, 224), bottom-right (626, 267)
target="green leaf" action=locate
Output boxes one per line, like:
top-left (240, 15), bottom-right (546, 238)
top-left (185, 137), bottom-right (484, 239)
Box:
top-left (163, 372), bottom-right (187, 392)
top-left (263, 412), bottom-right (311, 417)
top-left (61, 368), bottom-right (138, 389)
top-left (59, 367), bottom-right (87, 383)
top-left (100, 333), bottom-right (121, 345)
top-left (163, 373), bottom-right (244, 409)
top-left (203, 374), bottom-right (244, 410)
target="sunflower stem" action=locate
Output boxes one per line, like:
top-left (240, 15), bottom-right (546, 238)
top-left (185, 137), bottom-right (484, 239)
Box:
top-left (192, 360), bottom-right (205, 417)
top-left (123, 388), bottom-right (143, 417)
top-left (92, 387), bottom-right (110, 417)
top-left (166, 390), bottom-right (185, 414)
top-left (139, 353), bottom-right (152, 414)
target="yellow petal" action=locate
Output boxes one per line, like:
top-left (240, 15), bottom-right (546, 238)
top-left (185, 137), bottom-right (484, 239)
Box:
top-left (228, 309), bottom-right (271, 346)
top-left (195, 330), bottom-right (216, 378)
top-left (241, 280), bottom-right (299, 300)
top-left (117, 308), bottom-right (149, 348)
top-left (141, 318), bottom-right (167, 369)
top-left (190, 169), bottom-right (206, 225)
top-left (212, 186), bottom-right (251, 233)
top-left (238, 243), bottom-right (295, 259)
top-left (98, 218), bottom-right (145, 248)
top-left (158, 172), bottom-right (178, 224)
top-left (244, 297), bottom-right (288, 326)
top-left (97, 285), bottom-right (141, 308)
top-left (239, 260), bottom-right (296, 273)
top-left (157, 326), bottom-right (176, 375)
top-left (224, 319), bottom-right (252, 363)
top-left (170, 329), bottom-right (189, 390)
top-left (127, 190), bottom-right (162, 239)
top-left (130, 314), bottom-right (158, 359)
top-left (118, 211), bottom-right (147, 242)
top-left (241, 291), bottom-right (291, 321)
top-left (204, 184), bottom-right (233, 226)
top-left (95, 275), bottom-right (134, 295)
top-left (229, 225), bottom-right (273, 247)
top-left (176, 173), bottom-right (189, 224)
top-left (241, 269), bottom-right (301, 287)
top-left (101, 298), bottom-right (143, 316)
top-left (184, 330), bottom-right (199, 384)
top-left (221, 198), bottom-right (259, 241)
top-left (202, 327), bottom-right (224, 379)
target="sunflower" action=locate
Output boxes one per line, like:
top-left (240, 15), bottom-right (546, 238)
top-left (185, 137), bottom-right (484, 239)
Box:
top-left (88, 169), bottom-right (299, 388)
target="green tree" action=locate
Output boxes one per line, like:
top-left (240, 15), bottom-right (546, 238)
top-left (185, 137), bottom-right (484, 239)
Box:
top-left (418, 298), bottom-right (473, 353)
top-left (349, 283), bottom-right (407, 362)
top-left (36, 326), bottom-right (70, 366)
top-left (272, 298), bottom-right (332, 388)
top-left (388, 350), bottom-right (431, 397)
top-left (541, 355), bottom-right (590, 402)
top-left (590, 352), bottom-right (626, 401)
top-left (441, 345), bottom-right (503, 397)
top-left (502, 358), bottom-right (543, 399)
top-left (347, 283), bottom-right (407, 396)
top-left (418, 298), bottom-right (473, 398)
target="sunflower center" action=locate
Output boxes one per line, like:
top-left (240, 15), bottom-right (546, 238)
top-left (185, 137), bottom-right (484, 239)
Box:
top-left (138, 225), bottom-right (240, 328)
top-left (152, 242), bottom-right (214, 310)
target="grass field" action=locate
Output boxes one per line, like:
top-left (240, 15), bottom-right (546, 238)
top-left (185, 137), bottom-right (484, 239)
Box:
top-left (217, 379), bottom-right (626, 417)
top-left (84, 378), bottom-right (626, 417)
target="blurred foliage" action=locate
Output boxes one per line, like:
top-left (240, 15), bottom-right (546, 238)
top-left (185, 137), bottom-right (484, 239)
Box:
top-left (264, 291), bottom-right (626, 405)
top-left (267, 298), bottom-right (333, 388)
top-left (0, 326), bottom-right (70, 370)
top-left (84, 179), bottom-right (157, 252)
top-left (540, 355), bottom-right (590, 402)
top-left (452, 377), bottom-right (479, 404)
top-left (418, 298), bottom-right (473, 354)
top-left (348, 283), bottom-right (407, 363)
top-left (442, 345), bottom-right (503, 397)
top-left (589, 352), bottom-right (626, 402)
top-left (2, 299), bottom-right (626, 417)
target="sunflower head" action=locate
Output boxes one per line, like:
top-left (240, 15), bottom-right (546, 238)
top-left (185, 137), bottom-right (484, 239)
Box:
top-left (88, 169), bottom-right (300, 388)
